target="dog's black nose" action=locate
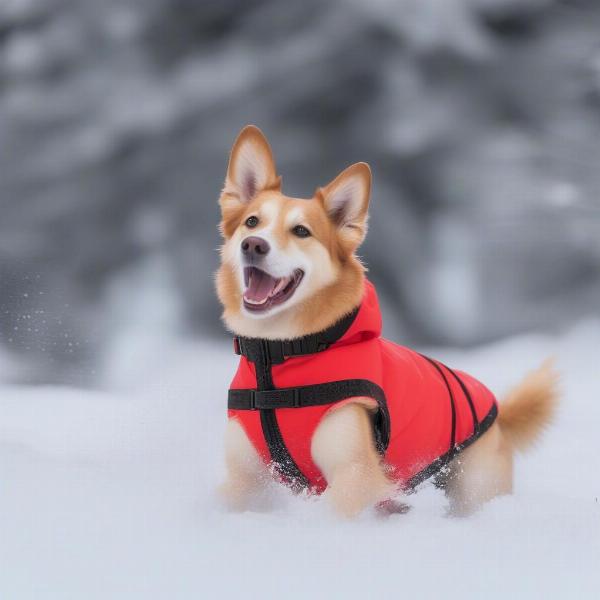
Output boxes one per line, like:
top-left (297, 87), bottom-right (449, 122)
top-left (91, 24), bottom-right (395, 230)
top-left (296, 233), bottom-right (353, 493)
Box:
top-left (241, 236), bottom-right (270, 257)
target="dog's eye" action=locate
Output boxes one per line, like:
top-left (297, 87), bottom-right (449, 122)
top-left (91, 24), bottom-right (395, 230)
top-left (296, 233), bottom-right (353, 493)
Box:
top-left (245, 216), bottom-right (259, 228)
top-left (292, 225), bottom-right (311, 238)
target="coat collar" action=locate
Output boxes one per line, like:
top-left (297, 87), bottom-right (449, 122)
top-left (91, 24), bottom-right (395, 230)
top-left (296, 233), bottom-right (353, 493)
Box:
top-left (233, 279), bottom-right (382, 365)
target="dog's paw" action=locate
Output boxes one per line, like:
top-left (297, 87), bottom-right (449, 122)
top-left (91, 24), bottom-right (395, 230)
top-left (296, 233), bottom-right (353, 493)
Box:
top-left (217, 479), bottom-right (275, 513)
top-left (217, 480), bottom-right (252, 512)
top-left (375, 498), bottom-right (412, 517)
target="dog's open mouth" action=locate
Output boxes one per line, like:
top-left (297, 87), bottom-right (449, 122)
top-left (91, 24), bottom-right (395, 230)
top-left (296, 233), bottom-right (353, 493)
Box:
top-left (243, 266), bottom-right (304, 312)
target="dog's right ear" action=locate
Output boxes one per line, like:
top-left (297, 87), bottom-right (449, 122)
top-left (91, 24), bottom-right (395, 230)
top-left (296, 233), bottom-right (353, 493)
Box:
top-left (219, 126), bottom-right (280, 237)
top-left (221, 126), bottom-right (280, 213)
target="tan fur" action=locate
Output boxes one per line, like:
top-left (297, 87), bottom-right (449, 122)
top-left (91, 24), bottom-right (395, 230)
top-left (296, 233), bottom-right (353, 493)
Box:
top-left (215, 126), bottom-right (369, 340)
top-left (215, 125), bottom-right (560, 518)
top-left (440, 360), bottom-right (559, 515)
top-left (218, 418), bottom-right (268, 511)
top-left (311, 400), bottom-right (394, 518)
top-left (444, 421), bottom-right (514, 517)
top-left (497, 359), bottom-right (560, 452)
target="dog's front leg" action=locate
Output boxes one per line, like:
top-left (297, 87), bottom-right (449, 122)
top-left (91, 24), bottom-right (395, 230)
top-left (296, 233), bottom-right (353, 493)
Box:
top-left (218, 418), bottom-right (268, 511)
top-left (311, 400), bottom-right (394, 518)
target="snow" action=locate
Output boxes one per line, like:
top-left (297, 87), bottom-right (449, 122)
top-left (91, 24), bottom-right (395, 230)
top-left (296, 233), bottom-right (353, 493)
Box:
top-left (1, 322), bottom-right (599, 599)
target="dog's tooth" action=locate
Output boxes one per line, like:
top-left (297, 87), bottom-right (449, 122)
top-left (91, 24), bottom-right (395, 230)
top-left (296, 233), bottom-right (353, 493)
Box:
top-left (270, 276), bottom-right (288, 297)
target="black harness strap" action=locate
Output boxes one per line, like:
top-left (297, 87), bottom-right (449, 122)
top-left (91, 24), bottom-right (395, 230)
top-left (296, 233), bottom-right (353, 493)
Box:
top-left (233, 307), bottom-right (359, 365)
top-left (249, 338), bottom-right (309, 490)
top-left (232, 307), bottom-right (363, 491)
top-left (420, 355), bottom-right (457, 453)
top-left (445, 367), bottom-right (479, 435)
top-left (229, 379), bottom-right (391, 454)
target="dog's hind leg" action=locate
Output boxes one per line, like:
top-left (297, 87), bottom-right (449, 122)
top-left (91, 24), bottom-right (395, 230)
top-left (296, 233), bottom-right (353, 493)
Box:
top-left (311, 400), bottom-right (395, 518)
top-left (444, 422), bottom-right (513, 517)
top-left (445, 361), bottom-right (558, 516)
top-left (218, 418), bottom-right (270, 511)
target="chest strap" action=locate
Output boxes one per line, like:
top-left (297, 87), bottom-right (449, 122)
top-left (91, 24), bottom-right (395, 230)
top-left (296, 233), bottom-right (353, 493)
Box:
top-left (229, 378), bottom-right (390, 454)
top-left (233, 307), bottom-right (359, 364)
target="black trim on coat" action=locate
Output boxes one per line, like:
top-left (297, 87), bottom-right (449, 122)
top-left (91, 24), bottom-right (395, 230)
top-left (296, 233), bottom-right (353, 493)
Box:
top-left (405, 402), bottom-right (498, 490)
top-left (233, 307), bottom-right (359, 365)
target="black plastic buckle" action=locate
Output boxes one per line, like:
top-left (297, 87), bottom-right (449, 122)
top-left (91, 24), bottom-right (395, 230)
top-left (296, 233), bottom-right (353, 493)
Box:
top-left (233, 337), bottom-right (241, 355)
top-left (289, 337), bottom-right (325, 356)
top-left (261, 340), bottom-right (285, 364)
top-left (254, 388), bottom-right (300, 409)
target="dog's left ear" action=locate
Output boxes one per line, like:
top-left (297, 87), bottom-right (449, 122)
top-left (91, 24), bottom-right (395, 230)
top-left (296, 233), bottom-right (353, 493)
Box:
top-left (319, 162), bottom-right (371, 250)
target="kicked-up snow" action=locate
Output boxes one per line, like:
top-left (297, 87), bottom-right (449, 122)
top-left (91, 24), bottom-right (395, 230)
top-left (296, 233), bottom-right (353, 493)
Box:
top-left (1, 322), bottom-right (599, 599)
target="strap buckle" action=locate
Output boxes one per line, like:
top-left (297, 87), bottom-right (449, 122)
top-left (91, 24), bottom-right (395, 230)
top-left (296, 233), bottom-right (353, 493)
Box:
top-left (253, 388), bottom-right (300, 409)
top-left (234, 336), bottom-right (331, 363)
top-left (262, 340), bottom-right (285, 364)
top-left (265, 340), bottom-right (285, 365)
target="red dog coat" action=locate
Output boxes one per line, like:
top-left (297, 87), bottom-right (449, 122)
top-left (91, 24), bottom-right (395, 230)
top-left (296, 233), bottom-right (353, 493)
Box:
top-left (228, 280), bottom-right (497, 493)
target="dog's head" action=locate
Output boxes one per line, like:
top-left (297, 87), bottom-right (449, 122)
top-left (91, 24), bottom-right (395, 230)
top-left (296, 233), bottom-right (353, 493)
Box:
top-left (216, 125), bottom-right (371, 339)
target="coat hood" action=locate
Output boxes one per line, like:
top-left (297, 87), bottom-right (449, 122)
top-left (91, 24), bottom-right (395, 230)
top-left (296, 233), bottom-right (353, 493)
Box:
top-left (334, 279), bottom-right (382, 347)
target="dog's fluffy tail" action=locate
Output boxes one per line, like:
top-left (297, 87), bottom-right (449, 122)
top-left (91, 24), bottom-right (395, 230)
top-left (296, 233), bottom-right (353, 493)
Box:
top-left (498, 359), bottom-right (560, 453)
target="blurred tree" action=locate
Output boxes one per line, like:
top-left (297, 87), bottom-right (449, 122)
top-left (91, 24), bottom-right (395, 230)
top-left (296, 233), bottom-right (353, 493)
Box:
top-left (0, 0), bottom-right (599, 383)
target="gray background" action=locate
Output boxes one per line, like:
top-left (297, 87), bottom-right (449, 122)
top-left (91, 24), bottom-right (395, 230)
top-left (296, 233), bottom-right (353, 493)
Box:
top-left (1, 0), bottom-right (599, 385)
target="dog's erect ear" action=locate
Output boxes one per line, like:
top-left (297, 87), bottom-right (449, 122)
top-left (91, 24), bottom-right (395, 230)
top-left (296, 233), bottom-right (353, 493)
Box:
top-left (222, 125), bottom-right (280, 208)
top-left (319, 162), bottom-right (371, 250)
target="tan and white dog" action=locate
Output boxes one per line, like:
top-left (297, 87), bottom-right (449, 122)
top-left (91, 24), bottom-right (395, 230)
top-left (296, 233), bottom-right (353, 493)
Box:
top-left (215, 125), bottom-right (559, 518)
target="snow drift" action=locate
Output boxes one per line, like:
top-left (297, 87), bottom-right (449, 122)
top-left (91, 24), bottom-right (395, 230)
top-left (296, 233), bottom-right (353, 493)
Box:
top-left (1, 322), bottom-right (599, 599)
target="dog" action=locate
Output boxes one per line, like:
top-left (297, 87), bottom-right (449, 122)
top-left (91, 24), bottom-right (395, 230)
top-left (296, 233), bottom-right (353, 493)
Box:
top-left (215, 125), bottom-right (559, 518)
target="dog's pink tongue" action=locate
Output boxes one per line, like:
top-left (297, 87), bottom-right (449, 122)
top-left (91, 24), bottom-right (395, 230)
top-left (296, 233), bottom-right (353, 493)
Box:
top-left (244, 269), bottom-right (278, 303)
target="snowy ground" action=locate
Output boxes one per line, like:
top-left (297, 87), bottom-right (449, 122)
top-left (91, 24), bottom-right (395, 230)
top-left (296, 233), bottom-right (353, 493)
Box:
top-left (1, 322), bottom-right (599, 599)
